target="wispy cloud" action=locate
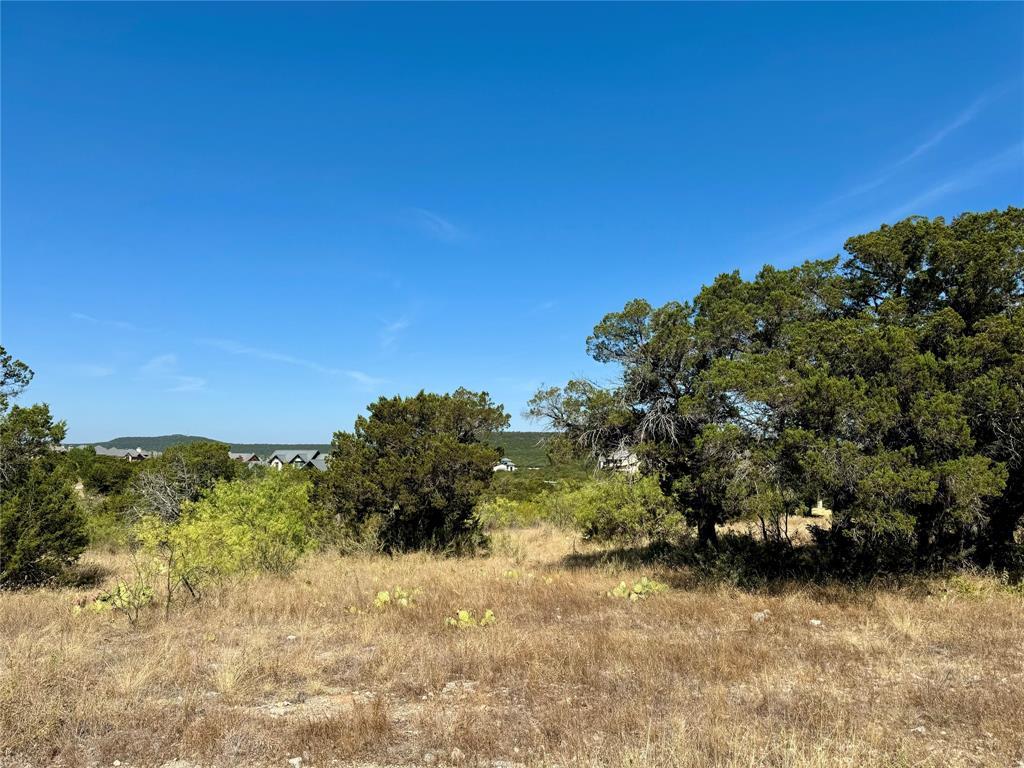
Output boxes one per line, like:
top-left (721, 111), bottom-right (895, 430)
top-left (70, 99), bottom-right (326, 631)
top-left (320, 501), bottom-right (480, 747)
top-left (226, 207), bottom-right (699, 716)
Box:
top-left (408, 207), bottom-right (466, 243)
top-left (200, 338), bottom-right (384, 389)
top-left (167, 375), bottom-right (206, 392)
top-left (832, 85), bottom-right (1011, 204)
top-left (900, 89), bottom-right (1003, 165)
top-left (788, 142), bottom-right (1023, 263)
top-left (140, 353), bottom-right (178, 376)
top-left (138, 353), bottom-right (207, 393)
top-left (884, 141), bottom-right (1022, 220)
top-left (70, 363), bottom-right (115, 378)
top-left (379, 317), bottom-right (411, 349)
top-left (71, 312), bottom-right (138, 331)
top-left (345, 370), bottom-right (381, 388)
top-left (527, 300), bottom-right (557, 316)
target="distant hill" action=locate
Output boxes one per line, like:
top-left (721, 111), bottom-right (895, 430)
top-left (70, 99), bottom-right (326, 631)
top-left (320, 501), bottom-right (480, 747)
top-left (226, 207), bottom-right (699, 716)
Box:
top-left (84, 435), bottom-right (332, 454)
top-left (484, 431), bottom-right (554, 467)
top-left (83, 431), bottom-right (556, 467)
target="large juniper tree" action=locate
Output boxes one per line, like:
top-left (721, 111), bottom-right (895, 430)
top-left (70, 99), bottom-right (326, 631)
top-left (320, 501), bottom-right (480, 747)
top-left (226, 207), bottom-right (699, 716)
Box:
top-left (531, 207), bottom-right (1023, 569)
top-left (315, 388), bottom-right (509, 552)
top-left (0, 348), bottom-right (87, 586)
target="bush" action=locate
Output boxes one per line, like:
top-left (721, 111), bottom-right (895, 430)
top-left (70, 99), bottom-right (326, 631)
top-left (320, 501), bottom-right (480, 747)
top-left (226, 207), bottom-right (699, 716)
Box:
top-left (554, 476), bottom-right (685, 544)
top-left (482, 464), bottom-right (589, 503)
top-left (137, 472), bottom-right (315, 609)
top-left (82, 492), bottom-right (135, 551)
top-left (180, 471), bottom-right (312, 575)
top-left (86, 454), bottom-right (139, 495)
top-left (315, 389), bottom-right (508, 553)
top-left (0, 463), bottom-right (88, 586)
top-left (133, 441), bottom-right (241, 521)
top-left (474, 497), bottom-right (543, 529)
top-left (85, 575), bottom-right (155, 625)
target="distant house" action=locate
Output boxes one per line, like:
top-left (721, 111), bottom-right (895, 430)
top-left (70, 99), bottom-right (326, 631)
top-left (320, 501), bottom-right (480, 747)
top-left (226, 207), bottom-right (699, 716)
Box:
top-left (266, 450), bottom-right (323, 471)
top-left (229, 452), bottom-right (263, 465)
top-left (492, 457), bottom-right (517, 472)
top-left (598, 448), bottom-right (640, 475)
top-left (93, 446), bottom-right (159, 462)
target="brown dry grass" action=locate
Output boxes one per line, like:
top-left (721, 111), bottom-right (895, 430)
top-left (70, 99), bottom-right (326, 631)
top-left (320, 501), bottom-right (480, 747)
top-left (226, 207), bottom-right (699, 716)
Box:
top-left (1, 526), bottom-right (1022, 768)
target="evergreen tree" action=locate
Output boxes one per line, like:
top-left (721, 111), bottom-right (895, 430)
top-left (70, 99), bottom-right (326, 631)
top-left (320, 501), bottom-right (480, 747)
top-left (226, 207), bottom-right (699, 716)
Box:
top-left (1, 457), bottom-right (87, 586)
top-left (315, 388), bottom-right (509, 552)
top-left (0, 347), bottom-right (87, 587)
top-left (531, 208), bottom-right (1023, 570)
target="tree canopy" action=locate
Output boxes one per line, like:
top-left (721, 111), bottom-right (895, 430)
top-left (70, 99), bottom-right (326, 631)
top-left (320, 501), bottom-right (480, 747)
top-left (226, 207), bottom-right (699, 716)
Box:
top-left (315, 388), bottom-right (510, 552)
top-left (0, 347), bottom-right (86, 586)
top-left (530, 208), bottom-right (1024, 570)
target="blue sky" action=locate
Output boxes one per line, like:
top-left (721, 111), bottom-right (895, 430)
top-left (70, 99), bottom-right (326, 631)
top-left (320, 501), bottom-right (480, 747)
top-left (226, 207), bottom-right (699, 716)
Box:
top-left (2, 3), bottom-right (1022, 443)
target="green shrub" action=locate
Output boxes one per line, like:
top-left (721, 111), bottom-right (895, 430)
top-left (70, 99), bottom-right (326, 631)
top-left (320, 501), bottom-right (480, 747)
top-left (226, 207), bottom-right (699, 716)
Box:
top-left (475, 497), bottom-right (543, 529)
top-left (552, 476), bottom-right (685, 543)
top-left (137, 472), bottom-right (314, 609)
top-left (314, 389), bottom-right (508, 554)
top-left (0, 463), bottom-right (87, 587)
top-left (85, 576), bottom-right (155, 625)
top-left (483, 465), bottom-right (590, 503)
top-left (83, 492), bottom-right (134, 551)
top-left (180, 471), bottom-right (312, 575)
top-left (85, 454), bottom-right (139, 496)
top-left (477, 476), bottom-right (685, 538)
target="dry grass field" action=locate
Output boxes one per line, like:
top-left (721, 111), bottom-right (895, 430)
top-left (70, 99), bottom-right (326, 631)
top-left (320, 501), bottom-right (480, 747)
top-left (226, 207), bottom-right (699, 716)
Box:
top-left (1, 526), bottom-right (1022, 768)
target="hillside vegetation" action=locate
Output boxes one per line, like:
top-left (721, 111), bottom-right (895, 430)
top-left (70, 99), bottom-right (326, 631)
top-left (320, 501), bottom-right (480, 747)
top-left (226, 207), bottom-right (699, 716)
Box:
top-left (85, 431), bottom-right (556, 467)
top-left (84, 435), bottom-right (333, 455)
top-left (483, 431), bottom-right (554, 467)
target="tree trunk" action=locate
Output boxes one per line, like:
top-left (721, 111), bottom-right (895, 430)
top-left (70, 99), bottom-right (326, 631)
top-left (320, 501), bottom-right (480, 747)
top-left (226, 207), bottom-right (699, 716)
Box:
top-left (914, 516), bottom-right (933, 569)
top-left (980, 503), bottom-right (1023, 568)
top-left (697, 516), bottom-right (719, 549)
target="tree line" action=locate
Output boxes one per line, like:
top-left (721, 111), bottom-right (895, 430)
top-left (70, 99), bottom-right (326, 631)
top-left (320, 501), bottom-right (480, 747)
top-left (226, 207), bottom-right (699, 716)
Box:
top-left (529, 208), bottom-right (1023, 571)
top-left (1, 207), bottom-right (1020, 588)
top-left (0, 348), bottom-right (509, 587)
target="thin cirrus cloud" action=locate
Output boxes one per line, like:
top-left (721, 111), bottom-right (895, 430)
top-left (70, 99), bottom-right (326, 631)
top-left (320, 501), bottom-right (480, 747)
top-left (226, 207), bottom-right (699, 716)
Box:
top-left (831, 84), bottom-right (1013, 204)
top-left (138, 353), bottom-right (207, 393)
top-left (790, 141), bottom-right (1023, 263)
top-left (199, 338), bottom-right (384, 389)
top-left (528, 300), bottom-right (557, 315)
top-left (140, 353), bottom-right (177, 376)
top-left (886, 141), bottom-right (1023, 217)
top-left (167, 375), bottom-right (207, 393)
top-left (70, 312), bottom-right (138, 331)
top-left (769, 87), bottom-right (1020, 251)
top-left (379, 317), bottom-right (411, 349)
top-left (70, 363), bottom-right (115, 378)
top-left (408, 207), bottom-right (466, 243)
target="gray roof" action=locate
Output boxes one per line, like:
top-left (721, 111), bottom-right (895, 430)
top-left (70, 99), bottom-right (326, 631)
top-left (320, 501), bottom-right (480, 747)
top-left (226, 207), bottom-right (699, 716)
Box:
top-left (310, 454), bottom-right (328, 471)
top-left (229, 452), bottom-right (262, 462)
top-left (267, 449), bottom-right (320, 465)
top-left (92, 445), bottom-right (160, 459)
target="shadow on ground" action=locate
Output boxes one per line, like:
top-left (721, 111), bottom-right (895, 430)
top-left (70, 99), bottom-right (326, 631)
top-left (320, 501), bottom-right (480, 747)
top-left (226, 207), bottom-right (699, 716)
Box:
top-left (558, 531), bottom-right (1024, 595)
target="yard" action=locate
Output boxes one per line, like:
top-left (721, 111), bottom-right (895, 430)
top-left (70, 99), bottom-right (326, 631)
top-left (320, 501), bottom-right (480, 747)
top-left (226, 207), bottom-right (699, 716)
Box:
top-left (2, 526), bottom-right (1022, 768)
